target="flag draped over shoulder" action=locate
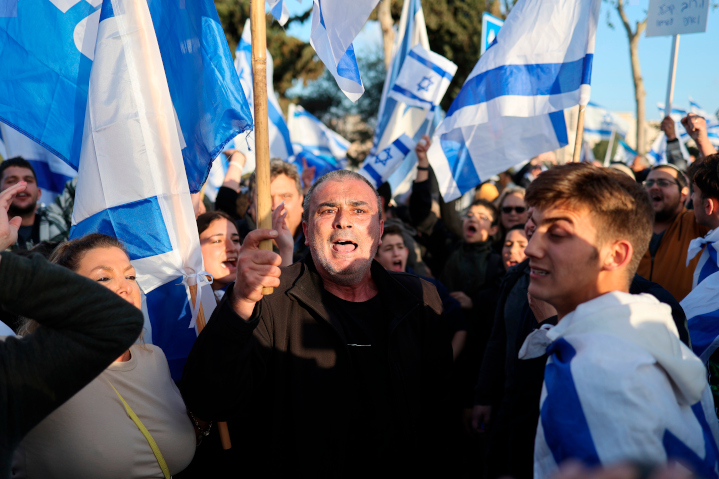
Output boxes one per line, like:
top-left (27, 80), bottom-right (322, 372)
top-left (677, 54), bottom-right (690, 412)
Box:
top-left (0, 124), bottom-right (77, 203)
top-left (0, 0), bottom-right (252, 194)
top-left (427, 0), bottom-right (601, 202)
top-left (309, 0), bottom-right (379, 102)
top-left (681, 228), bottom-right (719, 364)
top-left (234, 18), bottom-right (293, 172)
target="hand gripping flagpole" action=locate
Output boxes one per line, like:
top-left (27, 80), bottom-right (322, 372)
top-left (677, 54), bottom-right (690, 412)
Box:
top-left (251, 0), bottom-right (275, 295)
top-left (572, 104), bottom-right (587, 163)
top-left (188, 282), bottom-right (233, 450)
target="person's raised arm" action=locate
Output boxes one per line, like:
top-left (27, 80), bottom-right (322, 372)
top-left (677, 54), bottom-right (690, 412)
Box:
top-left (682, 113), bottom-right (717, 160)
top-left (661, 116), bottom-right (688, 171)
top-left (222, 149), bottom-right (246, 193)
top-left (409, 136), bottom-right (434, 227)
top-left (0, 253), bottom-right (144, 451)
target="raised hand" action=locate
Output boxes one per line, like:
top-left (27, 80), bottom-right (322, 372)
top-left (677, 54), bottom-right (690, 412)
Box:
top-left (231, 229), bottom-right (282, 320)
top-left (272, 202), bottom-right (294, 267)
top-left (0, 182), bottom-right (27, 250)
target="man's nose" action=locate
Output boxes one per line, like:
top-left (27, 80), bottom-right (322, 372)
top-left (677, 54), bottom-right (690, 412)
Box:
top-left (333, 209), bottom-right (351, 229)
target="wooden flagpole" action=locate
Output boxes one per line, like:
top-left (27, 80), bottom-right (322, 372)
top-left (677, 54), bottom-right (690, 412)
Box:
top-left (251, 0), bottom-right (274, 295)
top-left (189, 284), bottom-right (232, 450)
top-left (572, 104), bottom-right (587, 163)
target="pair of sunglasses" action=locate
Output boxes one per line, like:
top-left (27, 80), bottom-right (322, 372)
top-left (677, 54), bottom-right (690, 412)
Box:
top-left (501, 206), bottom-right (526, 214)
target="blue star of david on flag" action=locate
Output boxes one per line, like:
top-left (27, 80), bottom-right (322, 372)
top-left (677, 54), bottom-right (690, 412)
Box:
top-left (375, 147), bottom-right (393, 166)
top-left (417, 76), bottom-right (433, 92)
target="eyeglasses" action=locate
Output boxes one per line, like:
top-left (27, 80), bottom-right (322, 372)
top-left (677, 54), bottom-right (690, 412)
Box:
top-left (501, 206), bottom-right (526, 214)
top-left (643, 179), bottom-right (681, 189)
top-left (465, 212), bottom-right (492, 222)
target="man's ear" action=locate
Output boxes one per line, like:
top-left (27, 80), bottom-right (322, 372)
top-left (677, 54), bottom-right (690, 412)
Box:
top-left (602, 239), bottom-right (633, 273)
top-left (36, 187), bottom-right (42, 202)
top-left (378, 219), bottom-right (384, 244)
top-left (707, 198), bottom-right (718, 217)
top-left (302, 221), bottom-right (309, 246)
top-left (489, 224), bottom-right (499, 236)
top-left (680, 185), bottom-right (690, 201)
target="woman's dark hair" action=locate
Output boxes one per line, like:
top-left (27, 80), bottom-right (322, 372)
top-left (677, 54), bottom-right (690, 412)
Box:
top-left (49, 234), bottom-right (127, 272)
top-left (197, 210), bottom-right (237, 237)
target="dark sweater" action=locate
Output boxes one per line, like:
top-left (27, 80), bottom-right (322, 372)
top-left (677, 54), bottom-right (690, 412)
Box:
top-left (0, 253), bottom-right (144, 477)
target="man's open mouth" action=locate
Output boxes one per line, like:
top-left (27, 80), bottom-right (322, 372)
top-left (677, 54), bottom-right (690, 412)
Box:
top-left (221, 258), bottom-right (237, 270)
top-left (466, 224), bottom-right (478, 234)
top-left (15, 193), bottom-right (30, 199)
top-left (332, 240), bottom-right (358, 253)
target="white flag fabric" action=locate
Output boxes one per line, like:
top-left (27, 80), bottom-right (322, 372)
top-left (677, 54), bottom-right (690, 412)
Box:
top-left (647, 131), bottom-right (690, 165)
top-left (428, 0), bottom-right (600, 202)
top-left (359, 134), bottom-right (416, 188)
top-left (531, 292), bottom-right (719, 479)
top-left (267, 0), bottom-right (289, 26)
top-left (287, 104), bottom-right (350, 168)
top-left (233, 19), bottom-right (293, 170)
top-left (613, 138), bottom-right (638, 164)
top-left (309, 0), bottom-right (379, 102)
top-left (583, 101), bottom-right (629, 143)
top-left (0, 123), bottom-right (77, 203)
top-left (388, 45), bottom-right (457, 111)
top-left (69, 0), bottom-right (216, 377)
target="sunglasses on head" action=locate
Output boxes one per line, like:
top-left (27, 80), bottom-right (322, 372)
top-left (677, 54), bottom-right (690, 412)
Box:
top-left (501, 206), bottom-right (526, 214)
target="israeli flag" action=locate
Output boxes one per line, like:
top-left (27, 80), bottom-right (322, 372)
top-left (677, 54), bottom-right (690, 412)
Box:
top-left (533, 292), bottom-right (719, 479)
top-left (0, 128), bottom-right (6, 160)
top-left (359, 134), bottom-right (416, 188)
top-left (0, 123), bottom-right (76, 203)
top-left (287, 104), bottom-right (350, 168)
top-left (309, 0), bottom-right (379, 102)
top-left (66, 0), bottom-right (251, 381)
top-left (388, 45), bottom-right (457, 111)
top-left (0, 0), bottom-right (252, 194)
top-left (427, 0), bottom-right (600, 202)
top-left (613, 138), bottom-right (638, 164)
top-left (233, 18), bottom-right (293, 173)
top-left (583, 101), bottom-right (629, 143)
top-left (647, 131), bottom-right (690, 165)
top-left (267, 0), bottom-right (289, 26)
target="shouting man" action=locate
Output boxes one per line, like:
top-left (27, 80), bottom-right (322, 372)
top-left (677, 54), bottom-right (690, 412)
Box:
top-left (181, 170), bottom-right (451, 477)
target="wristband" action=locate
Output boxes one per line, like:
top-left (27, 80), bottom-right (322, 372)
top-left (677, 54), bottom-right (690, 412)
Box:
top-left (417, 166), bottom-right (430, 171)
top-left (229, 161), bottom-right (244, 169)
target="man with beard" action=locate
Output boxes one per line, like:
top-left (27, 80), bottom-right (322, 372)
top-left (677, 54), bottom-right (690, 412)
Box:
top-left (181, 170), bottom-right (451, 477)
top-left (636, 164), bottom-right (708, 301)
top-left (0, 158), bottom-right (68, 250)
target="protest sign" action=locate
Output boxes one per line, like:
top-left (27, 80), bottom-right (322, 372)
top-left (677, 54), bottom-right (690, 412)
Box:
top-left (646, 0), bottom-right (710, 37)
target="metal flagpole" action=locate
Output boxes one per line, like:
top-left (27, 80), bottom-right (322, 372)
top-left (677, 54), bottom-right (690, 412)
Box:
top-left (664, 34), bottom-right (680, 118)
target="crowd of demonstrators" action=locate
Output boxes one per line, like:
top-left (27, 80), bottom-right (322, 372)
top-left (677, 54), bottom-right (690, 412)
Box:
top-left (3, 110), bottom-right (719, 479)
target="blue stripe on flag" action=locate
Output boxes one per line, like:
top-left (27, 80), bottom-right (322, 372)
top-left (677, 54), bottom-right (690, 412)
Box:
top-left (362, 163), bottom-right (384, 186)
top-left (689, 310), bottom-right (719, 359)
top-left (69, 197), bottom-right (173, 261)
top-left (439, 128), bottom-right (481, 196)
top-left (550, 111), bottom-right (569, 145)
top-left (145, 277), bottom-right (197, 382)
top-left (393, 138), bottom-right (411, 156)
top-left (541, 338), bottom-right (601, 467)
top-left (584, 128), bottom-right (613, 136)
top-left (267, 101), bottom-right (293, 157)
top-left (699, 248), bottom-right (719, 285)
top-left (337, 44), bottom-right (361, 84)
top-left (100, 0), bottom-right (114, 21)
top-left (662, 403), bottom-right (719, 479)
top-left (407, 49), bottom-right (453, 79)
top-left (390, 84), bottom-right (437, 109)
top-left (447, 54), bottom-right (594, 116)
top-left (27, 160), bottom-right (74, 194)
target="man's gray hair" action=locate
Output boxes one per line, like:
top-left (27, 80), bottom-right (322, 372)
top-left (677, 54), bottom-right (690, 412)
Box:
top-left (302, 169), bottom-right (382, 223)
